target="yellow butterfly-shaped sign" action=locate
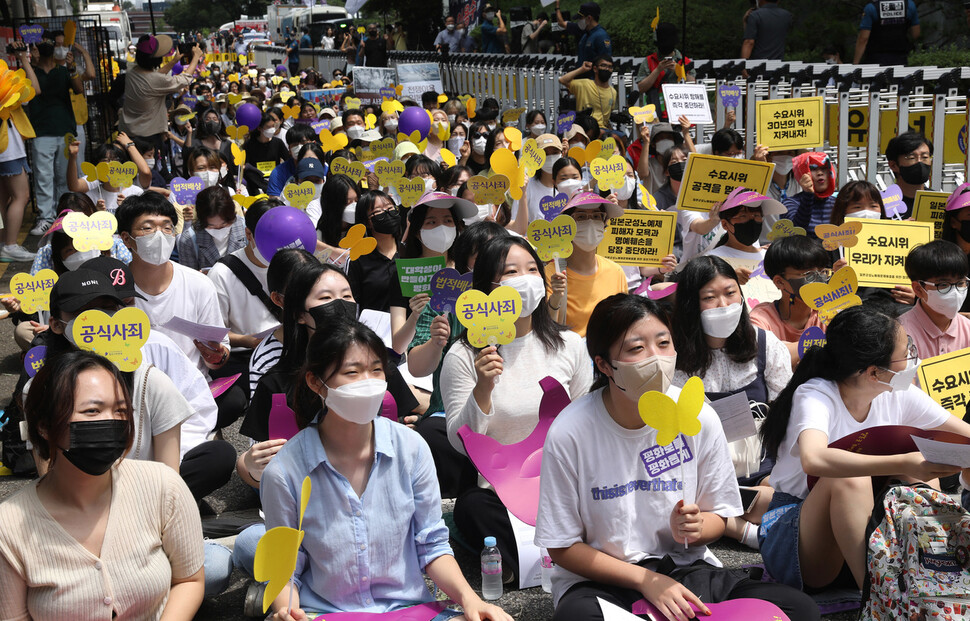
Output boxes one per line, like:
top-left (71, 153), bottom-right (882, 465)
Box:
top-left (502, 107), bottom-right (527, 125)
top-left (590, 155), bottom-right (627, 191)
top-left (766, 218), bottom-right (807, 241)
top-left (598, 137), bottom-right (618, 161)
top-left (651, 7), bottom-right (661, 30)
top-left (395, 177), bottom-right (426, 207)
top-left (490, 149), bottom-right (526, 200)
top-left (466, 97), bottom-right (477, 120)
top-left (10, 270), bottom-right (58, 314)
top-left (254, 476), bottom-right (311, 613)
top-left (466, 175), bottom-right (510, 205)
top-left (227, 93), bottom-right (244, 106)
top-left (176, 112), bottom-right (195, 124)
top-left (81, 161), bottom-right (111, 183)
top-left (339, 223), bottom-right (378, 261)
top-left (568, 140), bottom-right (603, 167)
top-left (227, 73), bottom-right (239, 83)
top-left (454, 286), bottom-right (522, 348)
top-left (226, 125), bottom-right (250, 141)
top-left (815, 221), bottom-right (863, 251)
top-left (800, 266), bottom-right (862, 325)
top-left (343, 96), bottom-right (362, 110)
top-left (281, 104), bottom-right (301, 120)
top-left (230, 143), bottom-right (245, 166)
top-left (280, 91), bottom-right (295, 102)
top-left (375, 160), bottom-right (405, 187)
top-left (233, 193), bottom-right (268, 210)
top-left (437, 93), bottom-right (449, 104)
top-left (365, 113), bottom-right (377, 130)
top-left (440, 148), bottom-right (457, 168)
top-left (319, 129), bottom-right (349, 153)
top-left (639, 375), bottom-right (704, 447)
top-left (289, 76), bottom-right (300, 86)
top-left (503, 127), bottom-right (522, 151)
top-left (457, 94), bottom-right (472, 105)
top-left (381, 98), bottom-right (404, 114)
top-left (396, 130), bottom-right (428, 152)
top-left (64, 19), bottom-right (77, 45)
top-left (629, 105), bottom-right (657, 125)
top-left (271, 76), bottom-right (284, 86)
top-left (63, 133), bottom-right (77, 159)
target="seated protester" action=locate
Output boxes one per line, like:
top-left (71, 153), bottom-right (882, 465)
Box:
top-left (512, 133), bottom-right (565, 231)
top-left (706, 193), bottom-right (786, 283)
top-left (535, 294), bottom-right (820, 621)
top-left (176, 185), bottom-right (247, 271)
top-left (347, 190), bottom-right (404, 313)
top-left (250, 321), bottom-right (514, 621)
top-left (758, 306), bottom-right (970, 591)
top-left (66, 138), bottom-right (146, 213)
top-left (132, 134), bottom-right (168, 191)
top-left (389, 192), bottom-right (475, 355)
top-left (116, 193), bottom-right (243, 430)
top-left (442, 236), bottom-right (592, 584)
top-left (409, 222), bottom-right (510, 498)
top-left (341, 107), bottom-right (367, 143)
top-left (195, 112), bottom-right (238, 182)
top-left (440, 164), bottom-right (473, 197)
top-left (172, 145), bottom-right (238, 234)
top-left (749, 235), bottom-right (828, 363)
top-left (886, 131), bottom-right (933, 218)
top-left (29, 192), bottom-right (131, 273)
top-left (312, 171), bottom-right (359, 255)
top-left (242, 112), bottom-right (289, 194)
top-left (267, 123), bottom-right (319, 197)
top-left (899, 240), bottom-right (970, 361)
top-left (404, 155), bottom-right (443, 200)
top-left (546, 190), bottom-right (628, 338)
top-left (466, 121), bottom-right (491, 175)
top-left (695, 127), bottom-right (767, 162)
top-left (249, 248), bottom-right (318, 397)
top-left (671, 255), bottom-right (793, 546)
top-left (782, 152), bottom-right (835, 237)
top-left (207, 199), bottom-right (281, 396)
top-left (638, 122), bottom-right (691, 198)
top-left (662, 146), bottom-right (719, 262)
top-left (423, 108), bottom-right (450, 162)
top-left (0, 352), bottom-right (205, 620)
top-left (379, 109), bottom-right (399, 138)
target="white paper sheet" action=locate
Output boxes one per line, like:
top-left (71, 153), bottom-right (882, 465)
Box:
top-left (358, 309), bottom-right (392, 347)
top-left (508, 510), bottom-right (542, 589)
top-left (709, 392), bottom-right (758, 443)
top-left (161, 316), bottom-right (229, 344)
top-left (597, 597), bottom-right (644, 621)
top-left (253, 324), bottom-right (281, 340)
top-left (912, 435), bottom-right (970, 468)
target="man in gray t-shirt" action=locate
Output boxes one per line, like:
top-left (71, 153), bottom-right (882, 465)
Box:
top-left (741, 0), bottom-right (793, 61)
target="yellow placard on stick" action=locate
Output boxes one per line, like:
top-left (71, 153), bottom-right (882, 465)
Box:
top-left (527, 215), bottom-right (576, 262)
top-left (756, 96), bottom-right (824, 150)
top-left (455, 286), bottom-right (522, 348)
top-left (845, 220), bottom-right (934, 288)
top-left (675, 153), bottom-right (774, 213)
top-left (913, 190), bottom-right (950, 240)
top-left (799, 266), bottom-right (863, 325)
top-left (918, 348), bottom-right (970, 415)
top-left (596, 210), bottom-right (677, 267)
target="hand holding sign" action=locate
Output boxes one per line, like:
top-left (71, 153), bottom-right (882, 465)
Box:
top-left (590, 155), bottom-right (627, 191)
top-left (455, 286), bottom-right (522, 348)
top-left (527, 215), bottom-right (576, 261)
top-left (815, 221), bottom-right (863, 251)
top-left (71, 307), bottom-right (151, 372)
top-left (254, 476), bottom-right (311, 613)
top-left (62, 211), bottom-right (117, 252)
top-left (800, 266), bottom-right (862, 325)
top-left (639, 375), bottom-right (704, 447)
top-left (10, 270), bottom-right (57, 314)
top-left (520, 138), bottom-right (546, 176)
top-left (766, 218), bottom-right (806, 241)
top-left (338, 224), bottom-right (377, 261)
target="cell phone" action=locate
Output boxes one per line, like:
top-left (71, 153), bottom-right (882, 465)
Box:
top-left (739, 486), bottom-right (760, 513)
top-left (664, 56), bottom-right (674, 62)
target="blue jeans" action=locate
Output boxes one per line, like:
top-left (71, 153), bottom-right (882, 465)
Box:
top-left (30, 135), bottom-right (70, 222)
top-left (205, 541), bottom-right (234, 597)
top-left (232, 523), bottom-right (265, 580)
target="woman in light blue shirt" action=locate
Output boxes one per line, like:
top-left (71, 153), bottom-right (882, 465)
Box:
top-left (260, 319), bottom-right (512, 621)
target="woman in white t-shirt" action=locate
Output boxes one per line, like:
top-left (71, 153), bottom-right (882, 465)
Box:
top-left (66, 139), bottom-right (146, 213)
top-left (535, 293), bottom-right (818, 621)
top-left (441, 235), bottom-right (592, 585)
top-left (758, 305), bottom-right (970, 592)
top-left (0, 44), bottom-right (38, 261)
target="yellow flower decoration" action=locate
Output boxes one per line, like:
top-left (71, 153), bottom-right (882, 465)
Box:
top-left (0, 60), bottom-right (37, 152)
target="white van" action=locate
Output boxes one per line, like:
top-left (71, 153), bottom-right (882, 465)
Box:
top-left (78, 10), bottom-right (131, 59)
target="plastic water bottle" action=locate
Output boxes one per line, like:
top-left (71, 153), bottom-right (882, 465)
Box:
top-left (540, 548), bottom-right (554, 593)
top-left (481, 536), bottom-right (503, 600)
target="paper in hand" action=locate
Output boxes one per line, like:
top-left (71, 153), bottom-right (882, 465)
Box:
top-left (708, 392), bottom-right (758, 443)
top-left (161, 316), bottom-right (230, 344)
top-left (912, 435), bottom-right (970, 469)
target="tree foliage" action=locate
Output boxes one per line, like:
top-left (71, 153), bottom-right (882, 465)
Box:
top-left (164, 0), bottom-right (268, 32)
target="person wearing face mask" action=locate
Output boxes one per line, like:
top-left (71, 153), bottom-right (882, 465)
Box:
top-left (177, 185), bottom-right (247, 271)
top-left (536, 293), bottom-right (819, 621)
top-left (479, 3), bottom-right (507, 54)
top-left (362, 22), bottom-right (391, 67)
top-left (171, 145), bottom-right (229, 234)
top-left (707, 193), bottom-right (787, 270)
top-left (390, 193), bottom-right (476, 355)
top-left (0, 351), bottom-right (207, 621)
top-left (559, 54), bottom-right (617, 130)
top-left (545, 192), bottom-right (627, 338)
top-left (267, 123), bottom-right (319, 197)
top-left (572, 1), bottom-right (611, 65)
top-left (466, 122), bottom-right (491, 175)
top-left (520, 13), bottom-right (549, 54)
top-left (242, 112), bottom-right (289, 194)
top-left (312, 172), bottom-right (359, 258)
top-left (240, 319), bottom-right (511, 621)
top-left (66, 140), bottom-right (147, 215)
top-left (759, 305), bottom-right (970, 593)
top-left (447, 122), bottom-right (469, 165)
top-left (639, 122), bottom-right (695, 198)
top-left (514, 133), bottom-right (565, 228)
top-left (347, 190), bottom-right (405, 314)
top-left (380, 111), bottom-right (400, 138)
top-left (783, 151), bottom-right (837, 238)
top-left (749, 235), bottom-right (829, 366)
top-left (672, 256), bottom-right (792, 548)
top-left (117, 193), bottom-right (231, 378)
top-left (435, 15), bottom-right (464, 54)
top-left (763, 149), bottom-right (802, 244)
top-left (342, 108), bottom-right (368, 143)
top-left (885, 131), bottom-right (935, 219)
top-left (442, 236), bottom-right (593, 586)
top-left (424, 109), bottom-right (451, 162)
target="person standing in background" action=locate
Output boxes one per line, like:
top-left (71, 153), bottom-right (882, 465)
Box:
top-left (854, 0), bottom-right (920, 66)
top-left (575, 2), bottom-right (611, 65)
top-left (480, 4), bottom-right (507, 54)
top-left (741, 0), bottom-right (793, 61)
top-left (520, 13), bottom-right (549, 55)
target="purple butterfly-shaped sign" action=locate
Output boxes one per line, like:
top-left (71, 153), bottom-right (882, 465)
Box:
top-left (718, 84), bottom-right (742, 109)
top-left (429, 268), bottom-right (474, 313)
top-left (171, 177), bottom-right (205, 205)
top-left (540, 192), bottom-right (569, 220)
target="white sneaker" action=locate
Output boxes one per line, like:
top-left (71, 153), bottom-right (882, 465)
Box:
top-left (0, 245), bottom-right (36, 262)
top-left (28, 220), bottom-right (51, 236)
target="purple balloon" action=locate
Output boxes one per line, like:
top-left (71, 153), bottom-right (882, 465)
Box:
top-left (171, 61), bottom-right (184, 76)
top-left (398, 106), bottom-right (431, 141)
top-left (254, 206), bottom-right (317, 262)
top-left (235, 102), bottom-right (263, 132)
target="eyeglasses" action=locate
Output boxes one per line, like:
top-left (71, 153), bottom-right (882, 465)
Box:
top-left (890, 335), bottom-right (919, 363)
top-left (371, 205), bottom-right (397, 217)
top-left (918, 278), bottom-right (970, 295)
top-left (788, 269), bottom-right (832, 284)
top-left (134, 223), bottom-right (175, 236)
top-left (900, 153), bottom-right (933, 164)
top-left (572, 211), bottom-right (608, 223)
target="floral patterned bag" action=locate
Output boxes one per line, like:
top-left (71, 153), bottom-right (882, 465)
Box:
top-left (864, 484), bottom-right (970, 620)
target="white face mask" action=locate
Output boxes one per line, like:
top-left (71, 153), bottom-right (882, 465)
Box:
top-left (384, 120), bottom-right (398, 133)
top-left (847, 210), bottom-right (881, 220)
top-left (423, 177), bottom-right (436, 193)
top-left (446, 23), bottom-right (456, 31)
top-left (206, 225), bottom-right (233, 242)
top-left (133, 230), bottom-right (176, 265)
top-left (447, 136), bottom-right (465, 152)
top-left (501, 274), bottom-right (545, 317)
top-left (346, 125), bottom-right (365, 141)
top-left (773, 155), bottom-right (793, 175)
top-left (447, 114), bottom-right (456, 124)
top-left (324, 378), bottom-right (388, 424)
top-left (610, 354), bottom-right (677, 398)
top-left (878, 356), bottom-right (920, 393)
top-left (654, 139), bottom-right (675, 155)
top-left (472, 137), bottom-right (486, 155)
top-left (290, 144), bottom-right (303, 159)
top-left (261, 127), bottom-right (276, 139)
top-left (576, 17), bottom-right (587, 30)
top-left (464, 203), bottom-right (491, 225)
top-left (220, 166), bottom-right (228, 178)
top-left (54, 46), bottom-right (70, 60)
top-left (144, 158), bottom-right (156, 170)
top-left (312, 182), bottom-right (324, 198)
top-left (62, 249), bottom-right (101, 271)
top-left (616, 176), bottom-right (636, 201)
top-left (342, 201), bottom-right (358, 224)
top-left (924, 286), bottom-right (969, 319)
top-left (420, 225), bottom-right (457, 253)
top-left (542, 154), bottom-right (561, 174)
top-left (531, 123), bottom-right (547, 136)
top-left (199, 170), bottom-right (221, 188)
top-left (700, 302), bottom-right (743, 339)
top-left (557, 178), bottom-right (584, 198)
top-left (258, 80), bottom-right (267, 87)
top-left (574, 219), bottom-right (606, 251)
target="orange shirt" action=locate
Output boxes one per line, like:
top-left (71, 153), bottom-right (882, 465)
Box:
top-left (749, 300), bottom-right (823, 344)
top-left (545, 255), bottom-right (628, 337)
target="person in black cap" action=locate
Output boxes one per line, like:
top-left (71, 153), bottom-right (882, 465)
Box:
top-left (480, 2), bottom-right (507, 54)
top-left (574, 1), bottom-right (611, 66)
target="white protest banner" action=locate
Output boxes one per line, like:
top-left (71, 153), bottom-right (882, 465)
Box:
top-left (661, 83), bottom-right (712, 125)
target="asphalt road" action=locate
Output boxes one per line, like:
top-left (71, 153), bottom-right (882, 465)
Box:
top-left (0, 216), bottom-right (858, 621)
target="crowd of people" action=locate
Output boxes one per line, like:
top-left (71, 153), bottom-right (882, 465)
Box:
top-left (2, 3), bottom-right (970, 619)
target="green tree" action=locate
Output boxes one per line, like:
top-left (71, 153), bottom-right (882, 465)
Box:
top-left (164, 0), bottom-right (267, 32)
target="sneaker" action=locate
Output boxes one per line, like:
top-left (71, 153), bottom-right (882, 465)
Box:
top-left (29, 220), bottom-right (51, 236)
top-left (243, 581), bottom-right (266, 618)
top-left (0, 245), bottom-right (36, 263)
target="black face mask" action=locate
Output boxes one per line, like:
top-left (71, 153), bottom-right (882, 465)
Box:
top-left (204, 120), bottom-right (221, 135)
top-left (308, 299), bottom-right (358, 328)
top-left (62, 420), bottom-right (128, 476)
top-left (596, 69), bottom-right (612, 83)
top-left (898, 161), bottom-right (930, 186)
top-left (667, 161), bottom-right (686, 182)
top-left (730, 219), bottom-right (762, 246)
top-left (371, 209), bottom-right (401, 235)
top-left (960, 220), bottom-right (970, 243)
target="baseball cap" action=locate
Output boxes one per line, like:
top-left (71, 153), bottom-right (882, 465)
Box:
top-left (80, 256), bottom-right (145, 301)
top-left (319, 107), bottom-right (337, 119)
top-left (394, 141), bottom-right (420, 160)
top-left (297, 158), bottom-right (325, 181)
top-left (50, 269), bottom-right (126, 315)
top-left (359, 129), bottom-right (382, 142)
top-left (535, 133), bottom-right (563, 150)
top-left (563, 125), bottom-right (589, 143)
top-left (579, 2), bottom-right (600, 19)
top-left (135, 34), bottom-right (174, 58)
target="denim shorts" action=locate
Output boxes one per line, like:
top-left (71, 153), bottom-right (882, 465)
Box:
top-left (0, 157), bottom-right (30, 176)
top-left (758, 491), bottom-right (804, 589)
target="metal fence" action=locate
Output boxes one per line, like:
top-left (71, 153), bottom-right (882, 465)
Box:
top-left (263, 46), bottom-right (970, 193)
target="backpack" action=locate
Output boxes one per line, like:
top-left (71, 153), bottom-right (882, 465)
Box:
top-left (863, 484), bottom-right (970, 620)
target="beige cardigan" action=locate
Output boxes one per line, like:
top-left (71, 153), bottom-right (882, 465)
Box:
top-left (0, 459), bottom-right (204, 620)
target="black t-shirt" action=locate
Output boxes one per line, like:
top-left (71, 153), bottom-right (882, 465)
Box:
top-left (363, 37), bottom-right (388, 67)
top-left (347, 248), bottom-right (406, 313)
top-left (243, 137), bottom-right (288, 173)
